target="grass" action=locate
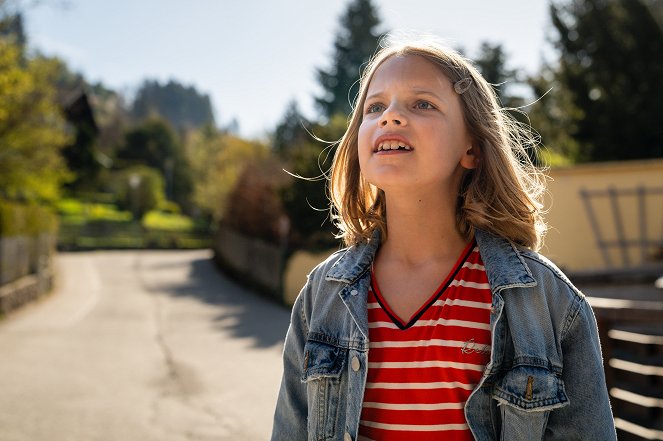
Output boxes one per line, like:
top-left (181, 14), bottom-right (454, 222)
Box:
top-left (56, 197), bottom-right (211, 250)
top-left (56, 198), bottom-right (132, 225)
top-left (142, 210), bottom-right (195, 231)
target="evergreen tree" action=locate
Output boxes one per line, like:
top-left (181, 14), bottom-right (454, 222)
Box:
top-left (551, 0), bottom-right (663, 161)
top-left (0, 6), bottom-right (25, 48)
top-left (473, 42), bottom-right (519, 106)
top-left (131, 79), bottom-right (215, 132)
top-left (272, 100), bottom-right (311, 158)
top-left (316, 0), bottom-right (384, 120)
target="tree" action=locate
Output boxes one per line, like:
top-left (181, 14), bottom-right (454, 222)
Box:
top-left (279, 114), bottom-right (348, 248)
top-left (316, 0), bottom-right (384, 120)
top-left (224, 160), bottom-right (288, 243)
top-left (526, 66), bottom-right (582, 165)
top-left (473, 42), bottom-right (520, 107)
top-left (0, 5), bottom-right (25, 48)
top-left (115, 165), bottom-right (165, 219)
top-left (550, 0), bottom-right (663, 161)
top-left (115, 118), bottom-right (192, 209)
top-left (272, 100), bottom-right (313, 158)
top-left (131, 79), bottom-right (215, 132)
top-left (0, 37), bottom-right (72, 202)
top-left (88, 81), bottom-right (130, 158)
top-left (185, 125), bottom-right (270, 221)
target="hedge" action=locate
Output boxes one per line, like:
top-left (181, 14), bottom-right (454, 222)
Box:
top-left (0, 199), bottom-right (58, 237)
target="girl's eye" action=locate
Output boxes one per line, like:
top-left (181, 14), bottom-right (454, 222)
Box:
top-left (366, 103), bottom-right (385, 114)
top-left (415, 101), bottom-right (435, 110)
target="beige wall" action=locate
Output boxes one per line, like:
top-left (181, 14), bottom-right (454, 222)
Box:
top-left (283, 248), bottom-right (338, 306)
top-left (542, 158), bottom-right (663, 273)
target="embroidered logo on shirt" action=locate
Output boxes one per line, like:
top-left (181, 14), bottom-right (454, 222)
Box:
top-left (461, 338), bottom-right (491, 355)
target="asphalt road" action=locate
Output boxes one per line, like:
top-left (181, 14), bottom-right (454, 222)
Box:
top-left (0, 250), bottom-right (291, 441)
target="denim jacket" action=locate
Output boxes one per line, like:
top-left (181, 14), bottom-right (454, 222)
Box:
top-left (271, 229), bottom-right (617, 441)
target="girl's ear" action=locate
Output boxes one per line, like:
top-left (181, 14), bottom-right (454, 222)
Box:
top-left (460, 143), bottom-right (481, 170)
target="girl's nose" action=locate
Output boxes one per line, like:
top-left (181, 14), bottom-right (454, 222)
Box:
top-left (380, 105), bottom-right (406, 127)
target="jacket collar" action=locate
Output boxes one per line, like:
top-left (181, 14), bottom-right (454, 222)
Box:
top-left (325, 228), bottom-right (536, 291)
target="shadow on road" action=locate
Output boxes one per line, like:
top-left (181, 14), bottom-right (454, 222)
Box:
top-left (144, 252), bottom-right (291, 349)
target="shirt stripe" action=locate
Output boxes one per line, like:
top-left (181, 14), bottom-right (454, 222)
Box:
top-left (359, 241), bottom-right (491, 441)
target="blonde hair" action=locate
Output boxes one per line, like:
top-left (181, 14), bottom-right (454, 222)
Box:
top-left (329, 35), bottom-right (547, 250)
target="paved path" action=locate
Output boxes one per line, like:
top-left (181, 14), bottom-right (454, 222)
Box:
top-left (0, 250), bottom-right (291, 441)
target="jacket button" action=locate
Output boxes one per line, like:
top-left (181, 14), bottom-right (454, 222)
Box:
top-left (351, 356), bottom-right (360, 372)
top-left (350, 289), bottom-right (358, 296)
top-left (344, 432), bottom-right (352, 441)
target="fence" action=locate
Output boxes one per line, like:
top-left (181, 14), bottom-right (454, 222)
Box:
top-left (0, 233), bottom-right (55, 315)
top-left (589, 295), bottom-right (663, 440)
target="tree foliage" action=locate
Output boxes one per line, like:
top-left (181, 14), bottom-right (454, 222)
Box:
top-left (473, 42), bottom-right (520, 106)
top-left (550, 0), bottom-right (663, 161)
top-left (114, 165), bottom-right (165, 219)
top-left (278, 114), bottom-right (347, 248)
top-left (131, 79), bottom-right (215, 131)
top-left (115, 118), bottom-right (192, 209)
top-left (272, 100), bottom-right (312, 158)
top-left (0, 37), bottom-right (72, 202)
top-left (316, 0), bottom-right (384, 120)
top-left (185, 126), bottom-right (271, 221)
top-left (224, 160), bottom-right (288, 243)
top-left (526, 66), bottom-right (582, 165)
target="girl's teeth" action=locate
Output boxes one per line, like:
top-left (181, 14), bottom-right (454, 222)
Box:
top-left (378, 142), bottom-right (412, 151)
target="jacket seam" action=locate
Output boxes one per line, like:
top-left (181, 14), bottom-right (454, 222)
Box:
top-left (521, 253), bottom-right (581, 298)
top-left (560, 294), bottom-right (584, 344)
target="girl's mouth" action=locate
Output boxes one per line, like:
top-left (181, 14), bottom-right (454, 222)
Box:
top-left (375, 140), bottom-right (413, 152)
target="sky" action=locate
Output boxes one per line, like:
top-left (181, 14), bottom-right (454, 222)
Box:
top-left (23, 0), bottom-right (553, 139)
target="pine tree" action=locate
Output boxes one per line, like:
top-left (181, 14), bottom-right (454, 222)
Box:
top-left (272, 100), bottom-right (311, 158)
top-left (473, 42), bottom-right (520, 106)
top-left (550, 0), bottom-right (663, 161)
top-left (315, 0), bottom-right (384, 120)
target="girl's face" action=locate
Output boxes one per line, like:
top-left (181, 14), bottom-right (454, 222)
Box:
top-left (357, 54), bottom-right (477, 198)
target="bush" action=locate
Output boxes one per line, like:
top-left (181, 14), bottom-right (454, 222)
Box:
top-left (0, 200), bottom-right (58, 237)
top-left (113, 166), bottom-right (166, 219)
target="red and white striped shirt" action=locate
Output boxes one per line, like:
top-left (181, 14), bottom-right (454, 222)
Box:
top-left (358, 241), bottom-right (492, 441)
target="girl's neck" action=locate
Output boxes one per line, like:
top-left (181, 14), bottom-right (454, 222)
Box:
top-left (378, 190), bottom-right (468, 267)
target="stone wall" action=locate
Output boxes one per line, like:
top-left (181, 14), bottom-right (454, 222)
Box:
top-left (0, 233), bottom-right (55, 315)
top-left (213, 225), bottom-right (285, 301)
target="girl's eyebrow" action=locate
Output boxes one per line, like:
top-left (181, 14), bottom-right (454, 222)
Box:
top-left (410, 88), bottom-right (449, 104)
top-left (365, 87), bottom-right (449, 105)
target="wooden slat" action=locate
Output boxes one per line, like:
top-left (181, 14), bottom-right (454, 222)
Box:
top-left (611, 388), bottom-right (663, 409)
top-left (615, 418), bottom-right (663, 441)
top-left (610, 329), bottom-right (663, 345)
top-left (610, 358), bottom-right (663, 377)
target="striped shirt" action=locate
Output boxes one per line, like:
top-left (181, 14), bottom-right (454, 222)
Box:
top-left (358, 241), bottom-right (492, 441)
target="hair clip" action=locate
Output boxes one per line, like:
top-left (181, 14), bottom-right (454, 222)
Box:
top-left (454, 77), bottom-right (473, 94)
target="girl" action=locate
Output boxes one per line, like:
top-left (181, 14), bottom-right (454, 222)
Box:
top-left (271, 36), bottom-right (616, 441)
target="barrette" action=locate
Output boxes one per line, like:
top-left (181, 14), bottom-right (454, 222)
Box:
top-left (454, 77), bottom-right (473, 94)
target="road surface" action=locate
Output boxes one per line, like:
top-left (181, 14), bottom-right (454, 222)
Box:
top-left (0, 250), bottom-right (291, 441)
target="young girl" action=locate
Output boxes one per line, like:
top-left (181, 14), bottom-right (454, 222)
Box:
top-left (271, 36), bottom-right (616, 441)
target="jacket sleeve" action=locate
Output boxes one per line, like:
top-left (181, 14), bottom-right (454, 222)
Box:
top-left (546, 297), bottom-right (617, 440)
top-left (271, 284), bottom-right (310, 441)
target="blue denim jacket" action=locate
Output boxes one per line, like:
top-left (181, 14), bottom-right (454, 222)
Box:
top-left (271, 229), bottom-right (617, 441)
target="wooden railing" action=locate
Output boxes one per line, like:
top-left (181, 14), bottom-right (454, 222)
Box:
top-left (589, 295), bottom-right (663, 440)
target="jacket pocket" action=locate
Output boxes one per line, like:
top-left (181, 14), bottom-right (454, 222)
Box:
top-left (492, 365), bottom-right (569, 440)
top-left (301, 340), bottom-right (347, 441)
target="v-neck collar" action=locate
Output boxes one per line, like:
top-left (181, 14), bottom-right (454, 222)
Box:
top-left (370, 239), bottom-right (476, 330)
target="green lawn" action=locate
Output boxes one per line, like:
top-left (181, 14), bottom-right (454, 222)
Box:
top-left (56, 198), bottom-right (211, 250)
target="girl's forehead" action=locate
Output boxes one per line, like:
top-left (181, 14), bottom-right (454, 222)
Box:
top-left (367, 54), bottom-right (453, 93)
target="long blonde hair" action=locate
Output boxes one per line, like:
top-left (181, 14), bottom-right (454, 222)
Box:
top-left (329, 36), bottom-right (547, 250)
